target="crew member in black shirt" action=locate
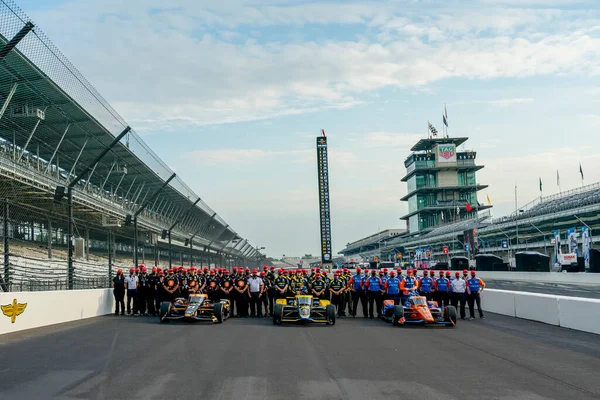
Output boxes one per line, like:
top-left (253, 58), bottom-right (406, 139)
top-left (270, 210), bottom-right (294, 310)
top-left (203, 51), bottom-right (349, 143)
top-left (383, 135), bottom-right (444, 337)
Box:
top-left (112, 269), bottom-right (125, 315)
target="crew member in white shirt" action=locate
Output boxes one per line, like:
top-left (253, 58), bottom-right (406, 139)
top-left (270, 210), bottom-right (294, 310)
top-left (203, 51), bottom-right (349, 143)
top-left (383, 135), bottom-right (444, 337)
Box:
top-left (247, 269), bottom-right (264, 318)
top-left (124, 268), bottom-right (139, 316)
top-left (450, 270), bottom-right (467, 320)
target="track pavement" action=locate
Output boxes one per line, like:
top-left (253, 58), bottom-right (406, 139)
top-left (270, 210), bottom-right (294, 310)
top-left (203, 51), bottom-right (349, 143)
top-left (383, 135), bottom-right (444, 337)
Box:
top-left (1, 308), bottom-right (600, 400)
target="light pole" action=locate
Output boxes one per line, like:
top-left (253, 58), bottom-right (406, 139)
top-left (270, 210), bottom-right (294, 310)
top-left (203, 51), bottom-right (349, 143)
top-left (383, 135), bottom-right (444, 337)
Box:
top-left (255, 246), bottom-right (265, 269)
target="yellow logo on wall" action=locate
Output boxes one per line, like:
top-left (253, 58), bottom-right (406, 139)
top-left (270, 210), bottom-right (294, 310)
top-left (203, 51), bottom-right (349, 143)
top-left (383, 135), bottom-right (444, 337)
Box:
top-left (1, 299), bottom-right (27, 323)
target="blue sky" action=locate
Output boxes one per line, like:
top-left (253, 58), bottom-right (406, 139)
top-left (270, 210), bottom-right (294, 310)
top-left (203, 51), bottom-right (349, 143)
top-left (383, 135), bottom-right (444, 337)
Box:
top-left (16, 0), bottom-right (600, 257)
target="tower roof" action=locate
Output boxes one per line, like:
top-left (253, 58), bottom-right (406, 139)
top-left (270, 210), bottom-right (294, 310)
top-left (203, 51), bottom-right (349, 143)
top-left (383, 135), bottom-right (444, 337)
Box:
top-left (410, 137), bottom-right (469, 152)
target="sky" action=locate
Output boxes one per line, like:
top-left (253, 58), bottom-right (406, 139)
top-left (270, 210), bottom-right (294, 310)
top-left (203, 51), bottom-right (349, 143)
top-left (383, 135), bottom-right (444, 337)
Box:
top-left (14, 0), bottom-right (600, 258)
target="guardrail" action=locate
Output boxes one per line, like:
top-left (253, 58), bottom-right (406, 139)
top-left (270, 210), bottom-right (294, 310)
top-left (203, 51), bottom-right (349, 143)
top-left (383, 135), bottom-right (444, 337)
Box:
top-left (476, 271), bottom-right (600, 284)
top-left (482, 289), bottom-right (600, 335)
top-left (0, 289), bottom-right (113, 335)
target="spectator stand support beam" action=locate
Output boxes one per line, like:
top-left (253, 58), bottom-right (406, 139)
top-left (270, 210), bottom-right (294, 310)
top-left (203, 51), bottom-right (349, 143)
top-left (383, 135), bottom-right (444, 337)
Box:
top-left (133, 173), bottom-right (176, 270)
top-left (0, 82), bottom-right (18, 122)
top-left (45, 124), bottom-right (70, 173)
top-left (187, 212), bottom-right (217, 252)
top-left (206, 224), bottom-right (229, 253)
top-left (165, 198), bottom-right (200, 267)
top-left (18, 117), bottom-right (43, 161)
top-left (64, 126), bottom-right (131, 289)
top-left (0, 21), bottom-right (34, 62)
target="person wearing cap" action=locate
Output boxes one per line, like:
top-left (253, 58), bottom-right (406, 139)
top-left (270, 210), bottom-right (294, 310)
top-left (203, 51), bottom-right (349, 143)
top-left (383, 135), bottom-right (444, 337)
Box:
top-left (234, 271), bottom-right (249, 318)
top-left (384, 270), bottom-right (402, 305)
top-left (311, 272), bottom-right (327, 300)
top-left (466, 270), bottom-right (485, 319)
top-left (273, 269), bottom-right (289, 301)
top-left (259, 271), bottom-right (272, 317)
top-left (399, 269), bottom-right (419, 303)
top-left (291, 270), bottom-right (308, 295)
top-left (365, 269), bottom-right (383, 319)
top-left (349, 267), bottom-right (367, 318)
top-left (219, 269), bottom-right (234, 313)
top-left (206, 270), bottom-right (220, 302)
top-left (418, 270), bottom-right (433, 301)
top-left (137, 266), bottom-right (151, 316)
top-left (147, 267), bottom-right (158, 316)
top-left (163, 269), bottom-right (179, 303)
top-left (125, 267), bottom-right (139, 316)
top-left (248, 269), bottom-right (264, 317)
top-left (434, 271), bottom-right (449, 309)
top-left (451, 271), bottom-right (467, 320)
top-left (112, 269), bottom-right (126, 315)
top-left (329, 272), bottom-right (345, 317)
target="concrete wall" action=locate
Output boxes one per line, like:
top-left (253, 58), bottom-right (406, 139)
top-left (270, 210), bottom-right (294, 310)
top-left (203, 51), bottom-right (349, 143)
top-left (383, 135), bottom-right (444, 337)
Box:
top-left (0, 289), bottom-right (113, 335)
top-left (476, 271), bottom-right (600, 284)
top-left (482, 289), bottom-right (600, 335)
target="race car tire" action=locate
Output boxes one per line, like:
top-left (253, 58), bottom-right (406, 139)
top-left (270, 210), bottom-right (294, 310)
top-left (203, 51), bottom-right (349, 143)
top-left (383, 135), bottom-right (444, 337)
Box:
top-left (159, 302), bottom-right (171, 323)
top-left (326, 304), bottom-right (336, 325)
top-left (392, 305), bottom-right (404, 326)
top-left (273, 304), bottom-right (283, 325)
top-left (213, 304), bottom-right (224, 323)
top-left (444, 306), bottom-right (457, 327)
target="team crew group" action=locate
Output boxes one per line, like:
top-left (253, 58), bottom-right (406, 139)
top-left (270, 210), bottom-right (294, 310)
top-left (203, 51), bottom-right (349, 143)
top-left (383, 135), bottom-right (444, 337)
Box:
top-left (112, 265), bottom-right (486, 320)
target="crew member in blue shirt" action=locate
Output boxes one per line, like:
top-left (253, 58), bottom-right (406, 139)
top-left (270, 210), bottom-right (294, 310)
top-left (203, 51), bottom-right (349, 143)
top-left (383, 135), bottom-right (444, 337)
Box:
top-left (365, 269), bottom-right (382, 319)
top-left (419, 270), bottom-right (434, 301)
top-left (384, 270), bottom-right (401, 305)
top-left (466, 270), bottom-right (485, 319)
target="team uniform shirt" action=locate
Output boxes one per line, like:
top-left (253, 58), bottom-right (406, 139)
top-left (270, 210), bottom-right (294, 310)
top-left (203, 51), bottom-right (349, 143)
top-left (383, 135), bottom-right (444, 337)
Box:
top-left (329, 278), bottom-right (344, 293)
top-left (400, 276), bottom-right (419, 293)
top-left (291, 277), bottom-right (308, 293)
top-left (385, 277), bottom-right (401, 295)
top-left (419, 277), bottom-right (433, 293)
top-left (235, 276), bottom-right (248, 293)
top-left (206, 277), bottom-right (220, 292)
top-left (274, 276), bottom-right (288, 291)
top-left (349, 274), bottom-right (364, 291)
top-left (113, 276), bottom-right (125, 290)
top-left (125, 275), bottom-right (138, 290)
top-left (435, 278), bottom-right (450, 292)
top-left (311, 279), bottom-right (327, 293)
top-left (451, 278), bottom-right (467, 293)
top-left (219, 277), bottom-right (233, 293)
top-left (467, 277), bottom-right (485, 294)
top-left (366, 276), bottom-right (382, 292)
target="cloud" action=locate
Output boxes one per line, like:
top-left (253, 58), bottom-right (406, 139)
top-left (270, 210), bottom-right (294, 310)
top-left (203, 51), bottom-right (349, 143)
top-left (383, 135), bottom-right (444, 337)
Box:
top-left (363, 132), bottom-right (425, 148)
top-left (29, 1), bottom-right (600, 131)
top-left (183, 148), bottom-right (312, 165)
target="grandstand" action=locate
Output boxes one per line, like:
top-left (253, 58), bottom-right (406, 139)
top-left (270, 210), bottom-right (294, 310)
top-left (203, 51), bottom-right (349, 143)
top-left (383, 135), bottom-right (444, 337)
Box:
top-left (340, 183), bottom-right (600, 270)
top-left (0, 1), bottom-right (263, 291)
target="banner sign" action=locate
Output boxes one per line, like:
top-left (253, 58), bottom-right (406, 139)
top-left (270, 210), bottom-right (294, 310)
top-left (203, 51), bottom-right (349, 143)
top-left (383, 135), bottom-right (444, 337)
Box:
top-left (437, 144), bottom-right (456, 163)
top-left (566, 227), bottom-right (578, 257)
top-left (553, 229), bottom-right (561, 266)
top-left (582, 226), bottom-right (592, 269)
top-left (415, 247), bottom-right (432, 260)
top-left (463, 228), bottom-right (479, 253)
top-left (559, 253), bottom-right (577, 265)
top-left (501, 239), bottom-right (509, 249)
top-left (316, 136), bottom-right (332, 263)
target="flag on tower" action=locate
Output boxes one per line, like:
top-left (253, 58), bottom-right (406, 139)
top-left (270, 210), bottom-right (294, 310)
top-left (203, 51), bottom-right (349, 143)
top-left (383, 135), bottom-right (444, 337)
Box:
top-left (486, 194), bottom-right (491, 205)
top-left (443, 104), bottom-right (448, 127)
top-left (465, 202), bottom-right (473, 212)
top-left (580, 163), bottom-right (584, 180)
top-left (428, 122), bottom-right (438, 137)
top-left (321, 129), bottom-right (326, 137)
top-left (539, 177), bottom-right (542, 192)
top-left (557, 170), bottom-right (560, 187)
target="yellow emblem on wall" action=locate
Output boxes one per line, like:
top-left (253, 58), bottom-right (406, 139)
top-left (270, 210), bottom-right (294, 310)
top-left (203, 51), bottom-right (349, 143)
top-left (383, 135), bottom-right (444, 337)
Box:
top-left (1, 299), bottom-right (27, 323)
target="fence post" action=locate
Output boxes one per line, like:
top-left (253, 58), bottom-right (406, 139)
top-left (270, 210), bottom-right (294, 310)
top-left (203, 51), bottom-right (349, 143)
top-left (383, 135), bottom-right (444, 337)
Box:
top-left (2, 200), bottom-right (9, 292)
top-left (67, 187), bottom-right (74, 289)
top-left (108, 230), bottom-right (112, 281)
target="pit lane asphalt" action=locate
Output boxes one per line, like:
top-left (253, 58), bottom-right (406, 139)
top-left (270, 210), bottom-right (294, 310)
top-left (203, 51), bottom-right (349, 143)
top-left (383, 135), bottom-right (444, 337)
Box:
top-left (1, 309), bottom-right (600, 400)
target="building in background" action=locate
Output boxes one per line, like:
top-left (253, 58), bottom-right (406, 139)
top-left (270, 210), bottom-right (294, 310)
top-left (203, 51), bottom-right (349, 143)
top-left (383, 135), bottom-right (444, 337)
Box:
top-left (400, 136), bottom-right (491, 234)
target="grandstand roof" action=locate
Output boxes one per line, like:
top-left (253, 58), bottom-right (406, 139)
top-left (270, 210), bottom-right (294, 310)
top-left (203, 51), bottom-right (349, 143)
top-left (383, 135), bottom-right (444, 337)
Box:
top-left (0, 1), bottom-right (250, 257)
